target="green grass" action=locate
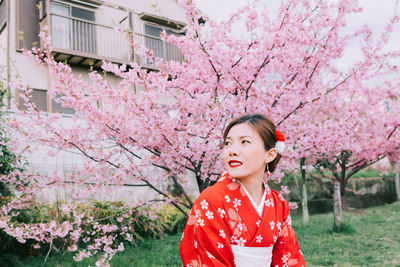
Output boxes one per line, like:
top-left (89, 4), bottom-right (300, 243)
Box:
top-left (293, 202), bottom-right (400, 266)
top-left (18, 202), bottom-right (400, 266)
top-left (15, 234), bottom-right (183, 267)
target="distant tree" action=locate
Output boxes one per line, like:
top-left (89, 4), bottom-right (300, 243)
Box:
top-left (0, 79), bottom-right (20, 198)
top-left (287, 74), bottom-right (400, 228)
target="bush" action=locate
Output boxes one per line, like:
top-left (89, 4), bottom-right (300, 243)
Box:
top-left (156, 204), bottom-right (187, 235)
top-left (0, 198), bottom-right (189, 265)
top-left (331, 222), bottom-right (356, 234)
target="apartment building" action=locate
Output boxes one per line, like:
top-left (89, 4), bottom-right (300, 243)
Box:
top-left (0, 0), bottom-right (191, 202)
top-left (1, 0), bottom-right (186, 111)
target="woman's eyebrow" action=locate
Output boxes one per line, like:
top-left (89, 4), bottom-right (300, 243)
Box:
top-left (226, 135), bottom-right (252, 139)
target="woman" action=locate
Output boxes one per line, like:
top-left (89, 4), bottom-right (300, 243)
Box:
top-left (179, 114), bottom-right (306, 266)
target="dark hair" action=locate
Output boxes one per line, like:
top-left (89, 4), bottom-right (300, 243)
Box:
top-left (223, 114), bottom-right (281, 173)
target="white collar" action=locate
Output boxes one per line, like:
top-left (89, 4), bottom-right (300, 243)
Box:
top-left (237, 180), bottom-right (267, 217)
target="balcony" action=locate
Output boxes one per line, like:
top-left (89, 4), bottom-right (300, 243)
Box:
top-left (48, 13), bottom-right (184, 68)
top-left (134, 32), bottom-right (185, 67)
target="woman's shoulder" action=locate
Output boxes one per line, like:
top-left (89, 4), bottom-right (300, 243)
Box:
top-left (269, 188), bottom-right (290, 207)
top-left (268, 187), bottom-right (291, 218)
top-left (194, 178), bottom-right (229, 208)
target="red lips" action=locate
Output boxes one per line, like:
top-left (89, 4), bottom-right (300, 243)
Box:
top-left (228, 160), bottom-right (243, 168)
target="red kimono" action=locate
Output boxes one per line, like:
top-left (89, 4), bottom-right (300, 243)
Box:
top-left (179, 172), bottom-right (306, 267)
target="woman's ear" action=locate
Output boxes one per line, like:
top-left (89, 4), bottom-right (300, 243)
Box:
top-left (265, 148), bottom-right (277, 164)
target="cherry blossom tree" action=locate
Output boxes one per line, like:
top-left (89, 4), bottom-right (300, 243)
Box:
top-left (286, 58), bottom-right (400, 227)
top-left (1, 0), bottom-right (400, 264)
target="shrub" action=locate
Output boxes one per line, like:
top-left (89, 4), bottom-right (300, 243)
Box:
top-left (331, 222), bottom-right (356, 234)
top-left (156, 204), bottom-right (188, 235)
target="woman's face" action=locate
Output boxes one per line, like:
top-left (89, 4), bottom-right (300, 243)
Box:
top-left (223, 123), bottom-right (276, 182)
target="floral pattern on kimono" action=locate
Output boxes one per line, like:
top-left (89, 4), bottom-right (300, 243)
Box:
top-left (180, 171), bottom-right (306, 267)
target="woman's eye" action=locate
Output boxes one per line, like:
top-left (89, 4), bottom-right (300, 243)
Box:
top-left (242, 140), bottom-right (250, 144)
top-left (224, 141), bottom-right (230, 146)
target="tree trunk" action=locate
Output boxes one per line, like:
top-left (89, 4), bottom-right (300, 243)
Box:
top-left (300, 158), bottom-right (309, 224)
top-left (341, 190), bottom-right (348, 211)
top-left (392, 162), bottom-right (400, 201)
top-left (333, 181), bottom-right (342, 229)
top-left (301, 182), bottom-right (309, 224)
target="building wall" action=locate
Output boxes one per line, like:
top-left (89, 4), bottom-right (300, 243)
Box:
top-left (0, 23), bottom-right (8, 81)
top-left (2, 0), bottom-right (200, 204)
top-left (106, 0), bottom-right (187, 25)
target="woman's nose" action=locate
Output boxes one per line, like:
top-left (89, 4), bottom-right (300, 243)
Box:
top-left (228, 146), bottom-right (238, 156)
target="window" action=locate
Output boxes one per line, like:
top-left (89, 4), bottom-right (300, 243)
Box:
top-left (0, 0), bottom-right (6, 32)
top-left (51, 94), bottom-right (75, 115)
top-left (18, 90), bottom-right (75, 114)
top-left (16, 0), bottom-right (40, 50)
top-left (18, 89), bottom-right (48, 112)
top-left (38, 0), bottom-right (47, 21)
top-left (144, 23), bottom-right (184, 63)
top-left (51, 1), bottom-right (96, 54)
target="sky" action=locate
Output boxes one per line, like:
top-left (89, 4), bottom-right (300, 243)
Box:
top-left (195, 0), bottom-right (400, 70)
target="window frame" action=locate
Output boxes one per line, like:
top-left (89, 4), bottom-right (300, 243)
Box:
top-left (51, 0), bottom-right (97, 17)
top-left (17, 87), bottom-right (48, 112)
top-left (50, 0), bottom-right (97, 54)
top-left (0, 0), bottom-right (7, 33)
top-left (142, 21), bottom-right (184, 63)
top-left (142, 21), bottom-right (184, 39)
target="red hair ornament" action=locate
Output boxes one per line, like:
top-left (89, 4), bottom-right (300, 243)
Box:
top-left (275, 130), bottom-right (286, 153)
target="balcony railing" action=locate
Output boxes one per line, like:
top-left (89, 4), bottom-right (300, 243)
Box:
top-left (135, 33), bottom-right (184, 64)
top-left (49, 13), bottom-right (184, 65)
top-left (50, 13), bottom-right (131, 62)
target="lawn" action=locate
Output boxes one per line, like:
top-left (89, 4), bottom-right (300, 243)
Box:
top-left (17, 201), bottom-right (400, 266)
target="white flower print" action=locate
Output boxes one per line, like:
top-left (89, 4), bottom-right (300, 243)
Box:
top-left (273, 235), bottom-right (278, 243)
top-left (201, 199), bottom-right (209, 210)
top-left (225, 195), bottom-right (231, 203)
top-left (195, 209), bottom-right (201, 218)
top-left (205, 210), bottom-right (214, 220)
top-left (206, 251), bottom-right (215, 259)
top-left (236, 237), bottom-right (246, 246)
top-left (194, 240), bottom-right (198, 248)
top-left (282, 253), bottom-right (290, 267)
top-left (197, 217), bottom-right (205, 227)
top-left (233, 198), bottom-right (242, 208)
top-left (232, 178), bottom-right (237, 182)
top-left (256, 219), bottom-right (261, 228)
top-left (217, 208), bottom-right (226, 218)
top-left (270, 221), bottom-right (275, 230)
top-left (256, 234), bottom-right (263, 243)
top-left (237, 222), bottom-right (243, 231)
top-left (230, 235), bottom-right (238, 244)
top-left (286, 215), bottom-right (292, 226)
top-left (219, 230), bottom-right (226, 239)
top-left (277, 221), bottom-right (282, 231)
top-left (265, 199), bottom-right (274, 207)
top-left (217, 242), bottom-right (224, 248)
